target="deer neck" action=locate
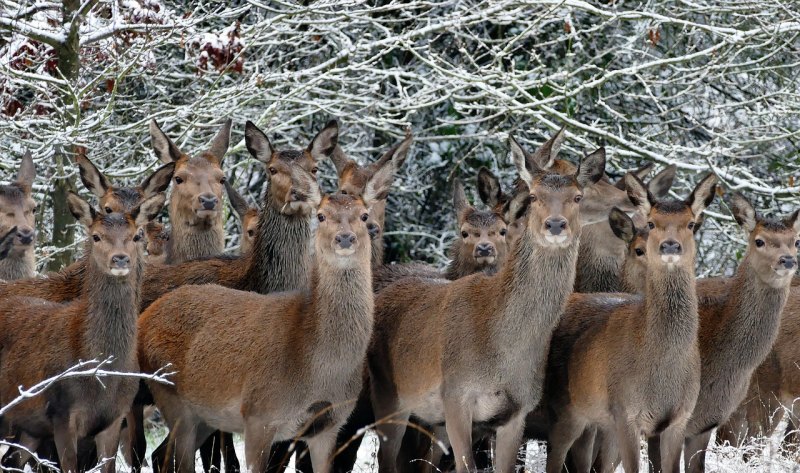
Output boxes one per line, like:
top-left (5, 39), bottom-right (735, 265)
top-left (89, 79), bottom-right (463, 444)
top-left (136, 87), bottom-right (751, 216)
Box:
top-left (0, 249), bottom-right (35, 281)
top-left (167, 204), bottom-right (225, 264)
top-left (574, 223), bottom-right (624, 293)
top-left (307, 257), bottom-right (373, 379)
top-left (371, 239), bottom-right (384, 269)
top-left (643, 263), bottom-right (698, 349)
top-left (82, 245), bottom-right (142, 369)
top-left (245, 200), bottom-right (312, 294)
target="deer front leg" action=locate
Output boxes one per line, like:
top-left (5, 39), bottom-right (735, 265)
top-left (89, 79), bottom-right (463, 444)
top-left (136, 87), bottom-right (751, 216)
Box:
top-left (682, 430), bottom-right (712, 473)
top-left (243, 418), bottom-right (276, 473)
top-left (53, 417), bottom-right (78, 473)
top-left (307, 429), bottom-right (338, 473)
top-left (493, 412), bottom-right (525, 473)
top-left (94, 416), bottom-right (124, 473)
top-left (443, 396), bottom-right (475, 473)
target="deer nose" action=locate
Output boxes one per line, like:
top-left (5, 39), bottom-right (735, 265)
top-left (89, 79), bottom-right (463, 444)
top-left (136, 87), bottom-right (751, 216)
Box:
top-left (290, 189), bottom-right (306, 202)
top-left (198, 194), bottom-right (219, 210)
top-left (335, 232), bottom-right (357, 249)
top-left (779, 255), bottom-right (796, 270)
top-left (16, 228), bottom-right (34, 245)
top-left (545, 218), bottom-right (568, 236)
top-left (111, 254), bottom-right (130, 268)
top-left (366, 222), bottom-right (380, 240)
top-left (475, 243), bottom-right (495, 257)
top-left (660, 240), bottom-right (682, 255)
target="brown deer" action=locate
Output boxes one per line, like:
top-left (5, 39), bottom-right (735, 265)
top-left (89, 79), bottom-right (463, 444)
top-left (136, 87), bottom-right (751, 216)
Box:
top-left (367, 135), bottom-right (610, 473)
top-left (543, 172), bottom-right (717, 473)
top-left (0, 155), bottom-right (173, 304)
top-left (137, 163), bottom-right (395, 473)
top-left (329, 129), bottom-right (413, 266)
top-left (575, 164), bottom-right (676, 293)
top-left (145, 221), bottom-right (171, 263)
top-left (0, 192), bottom-right (164, 473)
top-left (149, 118), bottom-right (231, 264)
top-left (224, 181), bottom-right (259, 254)
top-left (0, 151), bottom-right (37, 281)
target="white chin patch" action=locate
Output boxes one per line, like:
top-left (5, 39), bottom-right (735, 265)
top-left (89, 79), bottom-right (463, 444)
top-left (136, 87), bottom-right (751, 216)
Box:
top-left (110, 268), bottom-right (130, 276)
top-left (544, 234), bottom-right (569, 245)
top-left (335, 248), bottom-right (355, 257)
top-left (474, 256), bottom-right (496, 266)
top-left (661, 254), bottom-right (681, 264)
top-left (775, 268), bottom-right (794, 278)
top-left (283, 201), bottom-right (312, 216)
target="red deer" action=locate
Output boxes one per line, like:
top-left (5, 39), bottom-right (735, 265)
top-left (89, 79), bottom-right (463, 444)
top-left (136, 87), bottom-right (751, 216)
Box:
top-left (0, 151), bottom-right (36, 281)
top-left (543, 172), bottom-right (717, 473)
top-left (575, 164), bottom-right (676, 293)
top-left (367, 135), bottom-right (610, 473)
top-left (149, 118), bottom-right (231, 264)
top-left (224, 181), bottom-right (259, 254)
top-left (329, 129), bottom-right (413, 266)
top-left (145, 221), bottom-right (171, 264)
top-left (0, 155), bottom-right (173, 303)
top-left (0, 192), bottom-right (164, 473)
top-left (137, 163), bottom-right (395, 473)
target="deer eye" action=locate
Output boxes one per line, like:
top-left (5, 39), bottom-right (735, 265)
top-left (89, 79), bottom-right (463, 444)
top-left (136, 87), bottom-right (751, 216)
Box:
top-left (133, 233), bottom-right (142, 243)
top-left (795, 240), bottom-right (800, 249)
top-left (635, 248), bottom-right (645, 256)
top-left (688, 222), bottom-right (695, 230)
top-left (248, 230), bottom-right (255, 237)
top-left (219, 177), bottom-right (226, 184)
top-left (574, 194), bottom-right (582, 203)
top-left (317, 214), bottom-right (326, 222)
top-left (461, 231), bottom-right (468, 238)
top-left (311, 167), bottom-right (319, 174)
top-left (530, 195), bottom-right (537, 202)
top-left (269, 167), bottom-right (278, 175)
top-left (755, 239), bottom-right (765, 248)
top-left (648, 221), bottom-right (655, 230)
top-left (92, 235), bottom-right (101, 242)
top-left (175, 176), bottom-right (184, 184)
top-left (500, 228), bottom-right (507, 236)
top-left (341, 190), bottom-right (348, 195)
top-left (360, 213), bottom-right (369, 222)
top-left (105, 207), bottom-right (113, 214)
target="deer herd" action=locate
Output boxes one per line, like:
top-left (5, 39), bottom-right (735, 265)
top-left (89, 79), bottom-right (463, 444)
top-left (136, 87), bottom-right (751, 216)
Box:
top-left (0, 120), bottom-right (798, 473)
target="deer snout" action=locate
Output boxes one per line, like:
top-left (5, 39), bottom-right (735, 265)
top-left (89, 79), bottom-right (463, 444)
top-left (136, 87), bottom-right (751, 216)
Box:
top-left (16, 227), bottom-right (34, 245)
top-left (110, 254), bottom-right (131, 276)
top-left (334, 232), bottom-right (358, 256)
top-left (198, 194), bottom-right (219, 211)
top-left (659, 240), bottom-right (682, 255)
top-left (545, 217), bottom-right (568, 236)
top-left (474, 243), bottom-right (496, 258)
top-left (367, 222), bottom-right (381, 240)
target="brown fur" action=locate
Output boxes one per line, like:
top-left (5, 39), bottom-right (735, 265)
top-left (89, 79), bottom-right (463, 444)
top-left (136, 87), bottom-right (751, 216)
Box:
top-left (138, 169), bottom-right (393, 473)
top-left (224, 181), bottom-right (259, 254)
top-left (543, 172), bottom-right (717, 473)
top-left (0, 151), bottom-right (37, 280)
top-left (144, 221), bottom-right (170, 264)
top-left (0, 226), bottom-right (17, 260)
top-left (149, 119), bottom-right (231, 264)
top-left (0, 193), bottom-right (163, 473)
top-left (368, 133), bottom-right (609, 473)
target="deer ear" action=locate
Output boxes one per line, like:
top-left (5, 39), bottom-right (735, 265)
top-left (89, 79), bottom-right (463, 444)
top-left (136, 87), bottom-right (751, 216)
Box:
top-left (17, 150), bottom-right (35, 189)
top-left (624, 172), bottom-right (652, 217)
top-left (133, 192), bottom-right (167, 227)
top-left (452, 178), bottom-right (469, 217)
top-left (375, 128), bottom-right (413, 171)
top-left (729, 192), bottom-right (756, 233)
top-left (205, 118), bottom-right (232, 163)
top-left (307, 120), bottom-right (339, 163)
top-left (608, 207), bottom-right (636, 244)
top-left (150, 119), bottom-right (183, 163)
top-left (647, 165), bottom-right (677, 199)
top-left (787, 209), bottom-right (800, 236)
top-left (477, 167), bottom-right (504, 209)
top-left (75, 153), bottom-right (112, 198)
top-left (245, 121), bottom-right (274, 164)
top-left (529, 126), bottom-right (566, 170)
top-left (576, 147), bottom-right (606, 188)
top-left (509, 135), bottom-right (535, 187)
top-left (615, 163), bottom-right (655, 190)
top-left (139, 162), bottom-right (175, 200)
top-left (67, 192), bottom-right (96, 228)
top-left (225, 181), bottom-right (250, 220)
top-left (687, 173), bottom-right (718, 218)
top-left (504, 180), bottom-right (531, 224)
top-left (0, 226), bottom-right (17, 260)
top-left (362, 160), bottom-right (396, 209)
top-left (329, 146), bottom-right (353, 177)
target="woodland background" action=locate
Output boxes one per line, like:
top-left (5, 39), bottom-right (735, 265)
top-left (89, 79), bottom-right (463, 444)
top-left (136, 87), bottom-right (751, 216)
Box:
top-left (1, 0), bottom-right (798, 276)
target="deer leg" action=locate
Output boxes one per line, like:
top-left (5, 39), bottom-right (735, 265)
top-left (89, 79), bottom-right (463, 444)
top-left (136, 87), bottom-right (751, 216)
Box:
top-left (127, 405), bottom-right (149, 473)
top-left (613, 419), bottom-right (640, 473)
top-left (220, 432), bottom-right (240, 473)
top-left (493, 412), bottom-right (525, 473)
top-left (421, 424), bottom-right (449, 473)
top-left (52, 418), bottom-right (78, 473)
top-left (243, 419), bottom-right (276, 473)
top-left (1, 431), bottom-right (40, 470)
top-left (443, 397), bottom-right (475, 473)
top-left (596, 426), bottom-right (619, 473)
top-left (682, 430), bottom-right (711, 473)
top-left (306, 429), bottom-right (338, 473)
top-left (545, 410), bottom-right (586, 473)
top-left (646, 436), bottom-right (660, 473)
top-left (199, 431), bottom-right (221, 472)
top-left (569, 425), bottom-right (597, 473)
top-left (94, 417), bottom-right (123, 473)
top-left (330, 388), bottom-right (373, 473)
top-left (658, 422), bottom-right (687, 473)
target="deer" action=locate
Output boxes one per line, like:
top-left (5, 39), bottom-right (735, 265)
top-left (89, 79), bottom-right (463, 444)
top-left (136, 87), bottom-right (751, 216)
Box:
top-left (136, 163), bottom-right (395, 473)
top-left (145, 221), bottom-right (171, 263)
top-left (542, 172), bottom-right (717, 473)
top-left (367, 134), bottom-right (615, 473)
top-left (0, 191), bottom-right (164, 473)
top-left (148, 118), bottom-right (231, 264)
top-left (574, 164), bottom-right (676, 293)
top-left (0, 226), bottom-right (17, 260)
top-left (0, 154), bottom-right (173, 304)
top-left (0, 151), bottom-right (37, 281)
top-left (224, 181), bottom-right (259, 254)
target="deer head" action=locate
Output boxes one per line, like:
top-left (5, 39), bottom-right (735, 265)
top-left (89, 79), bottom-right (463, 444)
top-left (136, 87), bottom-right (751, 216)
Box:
top-left (0, 151), bottom-right (36, 254)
